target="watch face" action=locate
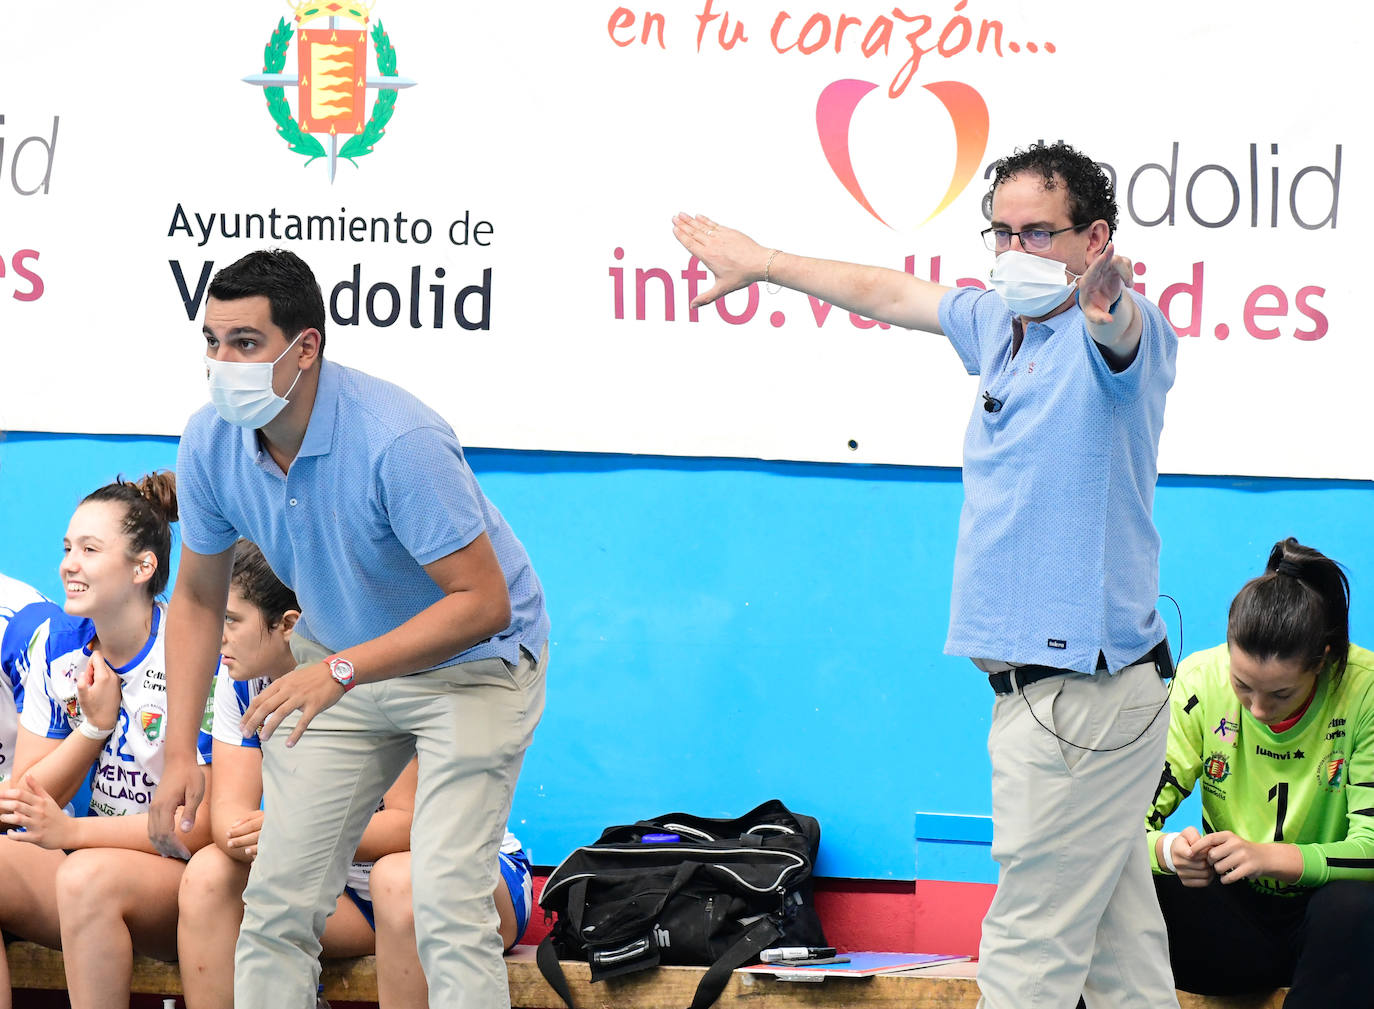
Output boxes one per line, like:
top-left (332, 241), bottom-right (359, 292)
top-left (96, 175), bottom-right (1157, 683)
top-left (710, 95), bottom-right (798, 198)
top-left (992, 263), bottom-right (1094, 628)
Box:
top-left (329, 657), bottom-right (355, 685)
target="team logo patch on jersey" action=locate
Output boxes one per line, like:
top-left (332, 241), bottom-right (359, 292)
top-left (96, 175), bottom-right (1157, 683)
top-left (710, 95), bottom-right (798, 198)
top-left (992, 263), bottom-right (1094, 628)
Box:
top-left (137, 703), bottom-right (166, 744)
top-left (201, 676), bottom-right (217, 733)
top-left (1318, 749), bottom-right (1347, 791)
top-left (64, 695), bottom-right (81, 720)
top-left (1203, 752), bottom-right (1232, 783)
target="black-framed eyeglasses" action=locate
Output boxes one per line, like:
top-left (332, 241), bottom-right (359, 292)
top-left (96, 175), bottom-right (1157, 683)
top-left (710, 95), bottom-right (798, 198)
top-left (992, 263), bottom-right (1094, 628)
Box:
top-left (980, 223), bottom-right (1088, 253)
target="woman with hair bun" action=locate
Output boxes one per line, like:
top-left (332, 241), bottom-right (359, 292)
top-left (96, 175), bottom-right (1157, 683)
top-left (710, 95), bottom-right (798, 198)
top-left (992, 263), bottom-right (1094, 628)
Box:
top-left (1146, 537), bottom-right (1374, 1008)
top-left (0, 471), bottom-right (213, 1009)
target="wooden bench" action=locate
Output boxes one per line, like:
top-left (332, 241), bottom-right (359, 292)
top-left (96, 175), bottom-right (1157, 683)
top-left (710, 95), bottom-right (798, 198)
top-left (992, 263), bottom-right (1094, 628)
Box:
top-left (4, 941), bottom-right (1289, 1008)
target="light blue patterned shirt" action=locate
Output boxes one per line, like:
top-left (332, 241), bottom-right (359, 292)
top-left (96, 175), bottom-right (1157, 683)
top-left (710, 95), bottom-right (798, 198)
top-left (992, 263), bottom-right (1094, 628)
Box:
top-left (177, 359), bottom-right (549, 667)
top-left (938, 287), bottom-right (1177, 674)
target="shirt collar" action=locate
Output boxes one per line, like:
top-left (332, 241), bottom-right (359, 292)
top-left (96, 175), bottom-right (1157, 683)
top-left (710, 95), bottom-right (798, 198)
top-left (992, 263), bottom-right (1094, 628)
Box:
top-left (296, 358), bottom-right (338, 459)
top-left (1026, 300), bottom-right (1081, 336)
top-left (239, 357), bottom-right (339, 463)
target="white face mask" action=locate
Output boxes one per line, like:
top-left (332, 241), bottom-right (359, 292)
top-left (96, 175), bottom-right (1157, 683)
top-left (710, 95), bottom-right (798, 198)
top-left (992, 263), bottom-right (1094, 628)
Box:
top-left (989, 250), bottom-right (1080, 318)
top-left (204, 333), bottom-right (304, 429)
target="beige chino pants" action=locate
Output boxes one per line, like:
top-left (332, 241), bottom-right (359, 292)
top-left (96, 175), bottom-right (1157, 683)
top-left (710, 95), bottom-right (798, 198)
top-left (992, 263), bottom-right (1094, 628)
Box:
top-left (234, 634), bottom-right (547, 1009)
top-left (976, 660), bottom-right (1179, 1009)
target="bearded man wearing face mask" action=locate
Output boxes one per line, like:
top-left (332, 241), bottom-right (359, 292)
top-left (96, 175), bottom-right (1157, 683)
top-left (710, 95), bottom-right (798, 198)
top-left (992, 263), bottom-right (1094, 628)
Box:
top-left (151, 249), bottom-right (549, 1009)
top-left (673, 141), bottom-right (1180, 1009)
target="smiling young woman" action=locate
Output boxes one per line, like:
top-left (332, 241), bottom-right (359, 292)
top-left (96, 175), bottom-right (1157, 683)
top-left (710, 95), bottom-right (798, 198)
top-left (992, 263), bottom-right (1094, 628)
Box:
top-left (0, 471), bottom-right (214, 1009)
top-left (1145, 538), bottom-right (1374, 1009)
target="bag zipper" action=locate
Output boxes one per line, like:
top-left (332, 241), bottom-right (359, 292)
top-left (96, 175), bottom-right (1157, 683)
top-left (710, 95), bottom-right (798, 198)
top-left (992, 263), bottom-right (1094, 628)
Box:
top-left (541, 844), bottom-right (809, 904)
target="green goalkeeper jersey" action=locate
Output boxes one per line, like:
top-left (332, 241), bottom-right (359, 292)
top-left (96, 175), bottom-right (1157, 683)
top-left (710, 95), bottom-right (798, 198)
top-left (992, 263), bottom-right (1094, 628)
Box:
top-left (1146, 643), bottom-right (1374, 895)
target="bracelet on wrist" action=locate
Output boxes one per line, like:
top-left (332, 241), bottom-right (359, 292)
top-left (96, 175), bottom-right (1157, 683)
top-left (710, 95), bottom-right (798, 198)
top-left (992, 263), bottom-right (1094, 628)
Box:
top-left (763, 249), bottom-right (780, 287)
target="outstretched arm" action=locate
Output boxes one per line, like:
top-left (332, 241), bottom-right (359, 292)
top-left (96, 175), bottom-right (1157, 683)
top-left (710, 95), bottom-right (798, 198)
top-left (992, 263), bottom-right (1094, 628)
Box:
top-left (1077, 241), bottom-right (1143, 367)
top-left (672, 213), bottom-right (951, 335)
top-left (150, 542), bottom-right (235, 857)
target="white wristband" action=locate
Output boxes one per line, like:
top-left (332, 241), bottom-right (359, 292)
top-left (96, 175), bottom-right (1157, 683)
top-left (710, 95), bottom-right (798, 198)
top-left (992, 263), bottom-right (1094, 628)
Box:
top-left (76, 717), bottom-right (114, 741)
top-left (1158, 832), bottom-right (1182, 874)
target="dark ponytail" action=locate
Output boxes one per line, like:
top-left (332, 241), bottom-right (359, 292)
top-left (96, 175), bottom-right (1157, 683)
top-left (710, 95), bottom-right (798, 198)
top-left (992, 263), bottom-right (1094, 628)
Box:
top-left (230, 539), bottom-right (298, 630)
top-left (1228, 537), bottom-right (1350, 680)
top-left (81, 471), bottom-right (178, 598)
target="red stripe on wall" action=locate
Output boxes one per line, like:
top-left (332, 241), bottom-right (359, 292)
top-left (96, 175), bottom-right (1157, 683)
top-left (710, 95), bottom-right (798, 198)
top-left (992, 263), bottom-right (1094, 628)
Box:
top-left (527, 875), bottom-right (995, 959)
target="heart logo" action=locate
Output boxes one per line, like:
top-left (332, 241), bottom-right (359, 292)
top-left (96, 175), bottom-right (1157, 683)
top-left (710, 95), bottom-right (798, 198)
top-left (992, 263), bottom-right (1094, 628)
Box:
top-left (816, 79), bottom-right (989, 228)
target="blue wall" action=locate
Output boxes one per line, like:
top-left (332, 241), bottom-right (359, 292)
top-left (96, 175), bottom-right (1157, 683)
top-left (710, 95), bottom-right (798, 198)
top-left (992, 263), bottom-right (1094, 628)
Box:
top-left (2, 432), bottom-right (1370, 879)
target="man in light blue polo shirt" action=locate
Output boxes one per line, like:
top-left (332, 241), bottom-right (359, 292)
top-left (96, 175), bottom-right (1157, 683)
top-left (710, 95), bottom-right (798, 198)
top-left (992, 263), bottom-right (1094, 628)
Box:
top-left (672, 142), bottom-right (1180, 1009)
top-left (150, 249), bottom-right (549, 1009)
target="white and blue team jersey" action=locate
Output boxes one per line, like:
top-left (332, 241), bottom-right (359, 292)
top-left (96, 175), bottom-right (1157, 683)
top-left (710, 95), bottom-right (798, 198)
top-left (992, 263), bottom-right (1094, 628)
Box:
top-left (0, 574), bottom-right (51, 783)
top-left (18, 603), bottom-right (171, 816)
top-left (205, 662), bottom-right (530, 927)
top-left (205, 661), bottom-right (267, 753)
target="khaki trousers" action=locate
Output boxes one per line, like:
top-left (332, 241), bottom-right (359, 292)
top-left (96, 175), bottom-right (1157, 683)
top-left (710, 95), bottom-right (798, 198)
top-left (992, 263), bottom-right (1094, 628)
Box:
top-left (234, 635), bottom-right (546, 1009)
top-left (976, 660), bottom-right (1179, 1009)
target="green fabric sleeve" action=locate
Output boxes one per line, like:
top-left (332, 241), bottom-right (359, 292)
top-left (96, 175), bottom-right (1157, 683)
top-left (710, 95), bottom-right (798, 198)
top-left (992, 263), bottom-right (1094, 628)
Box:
top-left (1145, 655), bottom-right (1208, 874)
top-left (1295, 673), bottom-right (1374, 885)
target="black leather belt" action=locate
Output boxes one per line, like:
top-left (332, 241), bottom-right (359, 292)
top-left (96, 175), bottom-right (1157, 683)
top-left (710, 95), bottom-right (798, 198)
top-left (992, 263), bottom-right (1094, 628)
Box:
top-left (987, 641), bottom-right (1169, 695)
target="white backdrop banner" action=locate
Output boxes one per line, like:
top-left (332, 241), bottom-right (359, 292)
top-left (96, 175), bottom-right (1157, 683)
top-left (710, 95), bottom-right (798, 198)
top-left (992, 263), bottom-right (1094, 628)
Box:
top-left (1, 1), bottom-right (1366, 478)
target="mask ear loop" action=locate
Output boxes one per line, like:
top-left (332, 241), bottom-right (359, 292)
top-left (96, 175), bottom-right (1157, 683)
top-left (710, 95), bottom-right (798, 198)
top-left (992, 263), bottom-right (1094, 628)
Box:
top-left (275, 332), bottom-right (308, 403)
top-left (279, 360), bottom-right (306, 402)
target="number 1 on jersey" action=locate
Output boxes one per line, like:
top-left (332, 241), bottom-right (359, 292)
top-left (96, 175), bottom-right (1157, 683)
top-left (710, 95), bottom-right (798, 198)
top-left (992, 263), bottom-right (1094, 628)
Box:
top-left (1268, 781), bottom-right (1289, 841)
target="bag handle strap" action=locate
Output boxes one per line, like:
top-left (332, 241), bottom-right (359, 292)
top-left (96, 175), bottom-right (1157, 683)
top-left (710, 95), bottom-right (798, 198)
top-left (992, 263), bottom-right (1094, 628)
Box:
top-left (540, 863), bottom-right (704, 1002)
top-left (537, 934), bottom-right (576, 1009)
top-left (650, 860), bottom-right (701, 918)
top-left (686, 916), bottom-right (781, 1009)
top-left (536, 876), bottom-right (592, 1008)
top-left (565, 878), bottom-right (589, 935)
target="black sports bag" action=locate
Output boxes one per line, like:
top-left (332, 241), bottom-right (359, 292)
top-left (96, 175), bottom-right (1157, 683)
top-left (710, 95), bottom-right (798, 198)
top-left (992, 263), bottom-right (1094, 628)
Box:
top-left (536, 799), bottom-right (827, 1009)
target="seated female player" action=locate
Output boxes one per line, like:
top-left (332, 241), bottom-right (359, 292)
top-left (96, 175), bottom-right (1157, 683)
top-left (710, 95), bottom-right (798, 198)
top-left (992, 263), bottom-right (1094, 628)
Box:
top-left (1146, 538), bottom-right (1374, 1009)
top-left (2, 570), bottom-right (50, 783)
top-left (370, 830), bottom-right (534, 1006)
top-left (0, 472), bottom-right (210, 1009)
top-left (177, 539), bottom-right (533, 1009)
top-left (0, 570), bottom-right (51, 1001)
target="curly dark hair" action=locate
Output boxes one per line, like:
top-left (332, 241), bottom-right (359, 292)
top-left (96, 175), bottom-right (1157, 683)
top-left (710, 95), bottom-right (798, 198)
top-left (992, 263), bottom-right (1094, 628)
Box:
top-left (988, 141), bottom-right (1118, 234)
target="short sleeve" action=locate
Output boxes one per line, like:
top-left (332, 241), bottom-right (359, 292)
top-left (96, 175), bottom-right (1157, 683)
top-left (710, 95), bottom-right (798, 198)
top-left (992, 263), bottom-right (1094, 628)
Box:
top-left (17, 619), bottom-right (71, 741)
top-left (938, 286), bottom-right (999, 375)
top-left (1145, 655), bottom-right (1209, 871)
top-left (3, 601), bottom-right (60, 711)
top-left (377, 427), bottom-right (486, 567)
top-left (210, 666), bottom-right (262, 749)
top-left (196, 663), bottom-right (222, 765)
top-left (177, 408), bottom-right (240, 556)
top-left (1090, 292), bottom-right (1179, 404)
